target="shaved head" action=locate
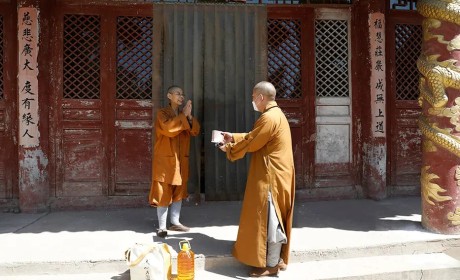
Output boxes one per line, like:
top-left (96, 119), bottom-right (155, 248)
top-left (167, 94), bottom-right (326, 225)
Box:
top-left (253, 81), bottom-right (276, 100)
top-left (167, 85), bottom-right (182, 94)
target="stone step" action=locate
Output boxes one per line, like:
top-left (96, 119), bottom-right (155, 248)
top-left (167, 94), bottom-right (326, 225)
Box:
top-left (287, 253), bottom-right (460, 280)
top-left (1, 238), bottom-right (458, 277)
top-left (289, 237), bottom-right (460, 262)
top-left (201, 252), bottom-right (460, 280)
top-left (2, 253), bottom-right (460, 280)
top-left (203, 238), bottom-right (460, 270)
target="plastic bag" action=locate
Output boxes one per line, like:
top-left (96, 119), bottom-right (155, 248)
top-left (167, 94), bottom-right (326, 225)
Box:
top-left (125, 242), bottom-right (176, 280)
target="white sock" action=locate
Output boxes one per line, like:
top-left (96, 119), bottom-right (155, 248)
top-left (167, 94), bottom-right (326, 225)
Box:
top-left (266, 242), bottom-right (282, 267)
top-left (170, 200), bottom-right (182, 225)
top-left (157, 207), bottom-right (168, 230)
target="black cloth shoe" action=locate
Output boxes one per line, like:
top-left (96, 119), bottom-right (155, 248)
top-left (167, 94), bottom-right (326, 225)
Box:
top-left (156, 229), bottom-right (167, 238)
top-left (168, 223), bottom-right (190, 232)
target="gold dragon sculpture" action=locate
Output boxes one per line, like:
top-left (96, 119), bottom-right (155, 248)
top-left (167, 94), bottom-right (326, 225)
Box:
top-left (417, 0), bottom-right (460, 230)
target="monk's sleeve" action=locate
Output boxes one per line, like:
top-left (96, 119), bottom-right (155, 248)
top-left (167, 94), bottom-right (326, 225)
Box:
top-left (232, 133), bottom-right (247, 143)
top-left (156, 111), bottom-right (191, 138)
top-left (226, 115), bottom-right (272, 162)
top-left (189, 117), bottom-right (201, 136)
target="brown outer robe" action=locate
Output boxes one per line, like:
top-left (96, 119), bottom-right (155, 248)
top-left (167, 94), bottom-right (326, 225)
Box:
top-left (225, 101), bottom-right (295, 268)
top-left (151, 106), bottom-right (200, 188)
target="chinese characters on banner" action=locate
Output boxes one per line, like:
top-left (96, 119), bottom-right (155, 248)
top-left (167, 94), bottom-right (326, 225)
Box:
top-left (369, 13), bottom-right (386, 137)
top-left (18, 8), bottom-right (39, 147)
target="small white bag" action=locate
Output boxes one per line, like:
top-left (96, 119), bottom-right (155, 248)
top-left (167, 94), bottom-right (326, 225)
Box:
top-left (125, 242), bottom-right (176, 280)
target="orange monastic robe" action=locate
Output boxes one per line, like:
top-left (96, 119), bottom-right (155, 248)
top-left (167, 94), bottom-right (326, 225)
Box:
top-left (225, 101), bottom-right (295, 268)
top-left (149, 106), bottom-right (200, 205)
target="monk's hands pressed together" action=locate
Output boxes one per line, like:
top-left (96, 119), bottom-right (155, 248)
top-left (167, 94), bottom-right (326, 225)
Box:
top-left (182, 100), bottom-right (192, 119)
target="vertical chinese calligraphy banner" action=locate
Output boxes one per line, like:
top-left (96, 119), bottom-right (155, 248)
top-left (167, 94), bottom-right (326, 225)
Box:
top-left (18, 7), bottom-right (39, 147)
top-left (369, 13), bottom-right (386, 138)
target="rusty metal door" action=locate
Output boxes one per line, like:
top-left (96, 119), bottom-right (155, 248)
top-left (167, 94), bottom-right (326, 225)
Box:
top-left (153, 4), bottom-right (267, 201)
top-left (50, 5), bottom-right (153, 205)
top-left (387, 9), bottom-right (423, 195)
top-left (0, 3), bottom-right (18, 204)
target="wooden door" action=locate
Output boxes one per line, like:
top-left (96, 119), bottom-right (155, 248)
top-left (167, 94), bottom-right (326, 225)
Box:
top-left (268, 7), bottom-right (356, 198)
top-left (110, 13), bottom-right (153, 196)
top-left (267, 7), bottom-right (314, 190)
top-left (312, 8), bottom-right (355, 194)
top-left (50, 4), bottom-right (153, 205)
top-left (0, 3), bottom-right (18, 204)
top-left (387, 10), bottom-right (423, 195)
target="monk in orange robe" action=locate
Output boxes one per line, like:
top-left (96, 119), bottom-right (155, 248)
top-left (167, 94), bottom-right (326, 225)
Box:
top-left (149, 86), bottom-right (200, 238)
top-left (220, 81), bottom-right (295, 277)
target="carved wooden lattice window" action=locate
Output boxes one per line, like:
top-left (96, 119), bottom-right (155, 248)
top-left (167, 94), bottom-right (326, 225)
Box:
top-left (395, 24), bottom-right (422, 100)
top-left (0, 16), bottom-right (3, 100)
top-left (315, 19), bottom-right (349, 97)
top-left (116, 17), bottom-right (153, 100)
top-left (390, 0), bottom-right (417, 10)
top-left (267, 19), bottom-right (302, 99)
top-left (63, 15), bottom-right (101, 99)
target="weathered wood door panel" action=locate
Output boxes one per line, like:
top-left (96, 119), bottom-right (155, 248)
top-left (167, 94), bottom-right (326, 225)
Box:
top-left (58, 100), bottom-right (106, 197)
top-left (110, 13), bottom-right (153, 196)
top-left (313, 9), bottom-right (354, 191)
top-left (0, 3), bottom-right (17, 202)
top-left (268, 7), bottom-right (356, 196)
top-left (387, 11), bottom-right (423, 195)
top-left (51, 5), bottom-right (153, 202)
top-left (268, 7), bottom-right (314, 189)
top-left (0, 103), bottom-right (7, 199)
top-left (112, 100), bottom-right (152, 195)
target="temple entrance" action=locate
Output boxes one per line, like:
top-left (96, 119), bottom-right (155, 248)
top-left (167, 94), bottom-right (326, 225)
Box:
top-left (48, 4), bottom-right (359, 203)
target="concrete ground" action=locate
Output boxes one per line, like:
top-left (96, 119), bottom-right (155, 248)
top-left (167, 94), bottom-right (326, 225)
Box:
top-left (1, 196), bottom-right (460, 279)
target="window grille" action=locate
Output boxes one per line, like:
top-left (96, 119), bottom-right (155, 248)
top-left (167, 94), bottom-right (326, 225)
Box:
top-left (0, 16), bottom-right (3, 100)
top-left (315, 19), bottom-right (349, 97)
top-left (390, 0), bottom-right (417, 10)
top-left (116, 17), bottom-right (153, 100)
top-left (63, 15), bottom-right (101, 99)
top-left (267, 19), bottom-right (302, 99)
top-left (395, 24), bottom-right (422, 100)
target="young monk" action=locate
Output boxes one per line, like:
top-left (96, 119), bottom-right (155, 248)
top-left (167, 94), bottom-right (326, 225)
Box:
top-left (149, 85), bottom-right (200, 238)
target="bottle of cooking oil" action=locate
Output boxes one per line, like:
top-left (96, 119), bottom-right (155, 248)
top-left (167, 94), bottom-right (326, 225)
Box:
top-left (177, 240), bottom-right (194, 280)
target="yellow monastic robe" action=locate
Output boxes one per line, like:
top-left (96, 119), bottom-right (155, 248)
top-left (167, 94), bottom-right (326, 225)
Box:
top-left (225, 101), bottom-right (295, 268)
top-left (150, 106), bottom-right (200, 195)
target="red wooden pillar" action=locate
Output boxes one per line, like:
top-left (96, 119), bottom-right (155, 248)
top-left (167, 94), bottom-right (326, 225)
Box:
top-left (360, 0), bottom-right (388, 200)
top-left (418, 1), bottom-right (460, 234)
top-left (17, 0), bottom-right (51, 212)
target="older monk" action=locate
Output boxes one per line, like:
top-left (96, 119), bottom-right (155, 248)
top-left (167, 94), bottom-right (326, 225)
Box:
top-left (149, 85), bottom-right (200, 238)
top-left (219, 81), bottom-right (295, 277)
